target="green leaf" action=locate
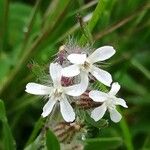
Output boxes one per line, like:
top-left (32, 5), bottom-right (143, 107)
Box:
top-left (85, 113), bottom-right (108, 129)
top-left (2, 122), bottom-right (16, 150)
top-left (84, 137), bottom-right (122, 150)
top-left (79, 0), bottom-right (106, 45)
top-left (0, 99), bottom-right (16, 150)
top-left (131, 59), bottom-right (150, 80)
top-left (46, 129), bottom-right (60, 150)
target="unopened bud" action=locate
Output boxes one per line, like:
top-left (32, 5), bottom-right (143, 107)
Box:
top-left (59, 45), bottom-right (66, 52)
top-left (53, 122), bottom-right (82, 143)
top-left (75, 91), bottom-right (102, 109)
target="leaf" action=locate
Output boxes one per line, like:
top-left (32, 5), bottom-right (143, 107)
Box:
top-left (2, 123), bottom-right (16, 150)
top-left (85, 113), bottom-right (108, 129)
top-left (131, 58), bottom-right (150, 80)
top-left (79, 0), bottom-right (106, 45)
top-left (91, 81), bottom-right (108, 92)
top-left (0, 99), bottom-right (16, 150)
top-left (46, 129), bottom-right (60, 150)
top-left (84, 137), bottom-right (122, 150)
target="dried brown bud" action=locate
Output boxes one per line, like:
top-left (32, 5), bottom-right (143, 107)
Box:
top-left (53, 122), bottom-right (82, 143)
top-left (75, 91), bottom-right (102, 109)
top-left (57, 45), bottom-right (67, 65)
top-left (61, 143), bottom-right (84, 150)
top-left (71, 143), bottom-right (84, 150)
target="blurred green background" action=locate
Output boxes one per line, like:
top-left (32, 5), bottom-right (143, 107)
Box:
top-left (0, 0), bottom-right (150, 149)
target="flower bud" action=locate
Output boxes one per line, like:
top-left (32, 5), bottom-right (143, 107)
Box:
top-left (75, 91), bottom-right (102, 109)
top-left (53, 122), bottom-right (82, 143)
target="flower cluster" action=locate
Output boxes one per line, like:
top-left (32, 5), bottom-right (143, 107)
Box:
top-left (25, 44), bottom-right (128, 123)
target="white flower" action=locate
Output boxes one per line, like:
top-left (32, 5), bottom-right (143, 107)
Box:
top-left (89, 82), bottom-right (128, 123)
top-left (62, 46), bottom-right (115, 92)
top-left (25, 63), bottom-right (85, 122)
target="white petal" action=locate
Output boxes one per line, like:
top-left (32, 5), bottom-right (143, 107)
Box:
top-left (115, 98), bottom-right (128, 108)
top-left (41, 98), bottom-right (56, 117)
top-left (50, 63), bottom-right (62, 86)
top-left (90, 66), bottom-right (112, 87)
top-left (60, 97), bottom-right (75, 122)
top-left (25, 83), bottom-right (51, 95)
top-left (109, 109), bottom-right (122, 123)
top-left (89, 90), bottom-right (108, 102)
top-left (91, 103), bottom-right (107, 121)
top-left (109, 82), bottom-right (120, 95)
top-left (64, 71), bottom-right (89, 96)
top-left (67, 54), bottom-right (86, 64)
top-left (62, 65), bottom-right (80, 77)
top-left (87, 46), bottom-right (115, 63)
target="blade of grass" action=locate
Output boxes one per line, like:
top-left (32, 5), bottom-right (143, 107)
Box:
top-left (0, 99), bottom-right (16, 150)
top-left (79, 0), bottom-right (106, 45)
top-left (42, 0), bottom-right (71, 30)
top-left (131, 59), bottom-right (150, 80)
top-left (53, 1), bottom-right (98, 44)
top-left (94, 3), bottom-right (150, 40)
top-left (42, 0), bottom-right (59, 26)
top-left (67, 0), bottom-right (98, 18)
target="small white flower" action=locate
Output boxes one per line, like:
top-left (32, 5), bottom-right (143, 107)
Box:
top-left (89, 82), bottom-right (128, 123)
top-left (62, 46), bottom-right (115, 92)
top-left (25, 63), bottom-right (85, 122)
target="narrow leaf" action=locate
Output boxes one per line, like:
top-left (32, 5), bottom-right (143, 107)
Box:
top-left (0, 99), bottom-right (16, 150)
top-left (46, 129), bottom-right (60, 150)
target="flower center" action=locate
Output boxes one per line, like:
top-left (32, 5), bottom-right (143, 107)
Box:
top-left (105, 98), bottom-right (115, 110)
top-left (53, 88), bottom-right (63, 98)
top-left (81, 61), bottom-right (91, 72)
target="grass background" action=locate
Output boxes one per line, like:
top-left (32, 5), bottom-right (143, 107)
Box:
top-left (0, 0), bottom-right (150, 149)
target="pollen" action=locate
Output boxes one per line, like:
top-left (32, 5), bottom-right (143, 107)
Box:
top-left (81, 61), bottom-right (91, 72)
